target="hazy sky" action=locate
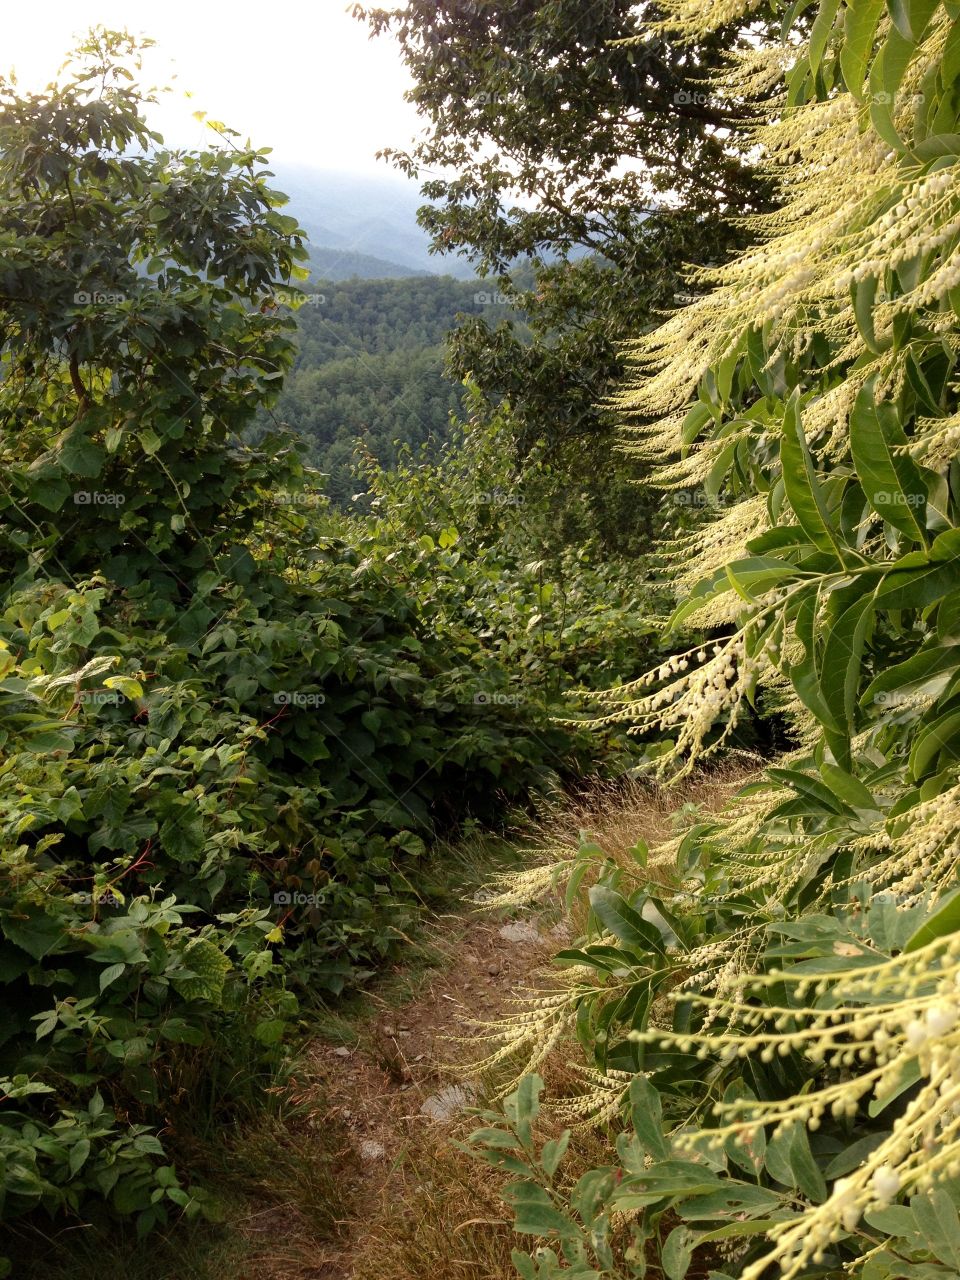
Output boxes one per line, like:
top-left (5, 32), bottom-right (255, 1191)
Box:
top-left (1, 1), bottom-right (421, 173)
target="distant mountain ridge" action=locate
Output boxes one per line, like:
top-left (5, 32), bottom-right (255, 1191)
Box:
top-left (305, 246), bottom-right (427, 281)
top-left (271, 164), bottom-right (477, 280)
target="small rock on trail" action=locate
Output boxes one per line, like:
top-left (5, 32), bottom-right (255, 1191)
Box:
top-left (419, 1083), bottom-right (476, 1123)
top-left (498, 920), bottom-right (541, 944)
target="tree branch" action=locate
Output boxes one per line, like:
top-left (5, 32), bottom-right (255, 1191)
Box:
top-left (69, 352), bottom-right (90, 415)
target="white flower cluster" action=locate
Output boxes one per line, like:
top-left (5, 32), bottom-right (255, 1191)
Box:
top-left (629, 934), bottom-right (960, 1278)
top-left (587, 627), bottom-right (772, 773)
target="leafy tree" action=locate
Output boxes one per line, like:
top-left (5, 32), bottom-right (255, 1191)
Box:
top-left (0, 29), bottom-right (308, 599)
top-left (358, 0), bottom-right (773, 548)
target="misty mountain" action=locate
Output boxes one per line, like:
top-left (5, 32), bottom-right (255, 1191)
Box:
top-left (305, 246), bottom-right (427, 281)
top-left (271, 165), bottom-right (477, 280)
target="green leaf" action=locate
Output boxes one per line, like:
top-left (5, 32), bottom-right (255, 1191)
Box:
top-left (668, 566), bottom-right (736, 630)
top-left (840, 0), bottom-right (887, 99)
top-left (887, 0), bottom-right (938, 41)
top-left (505, 1181), bottom-right (577, 1238)
top-left (913, 133), bottom-right (960, 160)
top-left (722, 1083), bottom-right (766, 1175)
top-left (540, 1130), bottom-right (571, 1178)
top-left (29, 478), bottom-right (71, 511)
top-left (869, 1055), bottom-right (922, 1115)
top-left (819, 761), bottom-right (879, 811)
top-left (788, 588), bottom-right (845, 731)
top-left (564, 861), bottom-right (589, 913)
top-left (780, 394), bottom-right (846, 559)
top-left (724, 556), bottom-right (796, 602)
top-left (681, 1185), bottom-right (783, 1220)
top-left (510, 1251), bottom-right (538, 1280)
top-left (819, 588), bottom-right (876, 743)
top-left (862, 643), bottom-right (960, 707)
top-left (588, 886), bottom-right (665, 955)
top-left (99, 962), bottom-right (126, 992)
top-left (762, 1121), bottom-right (825, 1200)
top-left (508, 1074), bottom-right (544, 1147)
top-left (786, 1121), bottom-right (827, 1202)
top-left (662, 1225), bottom-right (696, 1280)
top-left (469, 1127), bottom-right (523, 1150)
top-left (68, 1138), bottom-right (91, 1176)
top-left (139, 427), bottom-right (162, 454)
top-left (681, 401), bottom-right (714, 447)
top-left (253, 1018), bottom-right (286, 1045)
top-left (876, 530), bottom-right (960, 610)
top-left (823, 1132), bottom-right (889, 1178)
top-left (903, 885), bottom-right (960, 952)
top-left (910, 1190), bottom-right (960, 1268)
top-left (909, 707), bottom-right (960, 780)
top-left (102, 676), bottom-right (144, 699)
top-left (809, 0), bottom-right (842, 73)
top-left (869, 27), bottom-right (914, 151)
top-left (3, 911), bottom-right (67, 960)
top-left (850, 380), bottom-right (928, 542)
top-left (944, 16), bottom-right (960, 84)
top-left (629, 1076), bottom-right (670, 1159)
top-left (852, 275), bottom-right (883, 352)
top-left (59, 433), bottom-right (107, 478)
top-left (768, 766), bottom-right (850, 814)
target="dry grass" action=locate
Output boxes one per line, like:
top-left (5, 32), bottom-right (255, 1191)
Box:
top-left (346, 1117), bottom-right (520, 1280)
top-left (340, 771), bottom-right (751, 1279)
top-left (530, 764), bottom-right (752, 872)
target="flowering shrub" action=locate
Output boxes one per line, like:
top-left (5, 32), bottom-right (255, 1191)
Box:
top-left (470, 0), bottom-right (960, 1275)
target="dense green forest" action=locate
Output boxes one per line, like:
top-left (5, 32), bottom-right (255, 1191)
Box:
top-left (269, 276), bottom-right (513, 505)
top-left (7, 3), bottom-right (960, 1279)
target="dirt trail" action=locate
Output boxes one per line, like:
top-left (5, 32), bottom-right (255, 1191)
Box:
top-left (239, 912), bottom-right (560, 1280)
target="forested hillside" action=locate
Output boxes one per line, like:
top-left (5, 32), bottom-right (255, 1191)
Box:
top-left (302, 246), bottom-right (425, 281)
top-left (7, 4), bottom-right (960, 1280)
top-left (270, 275), bottom-right (513, 504)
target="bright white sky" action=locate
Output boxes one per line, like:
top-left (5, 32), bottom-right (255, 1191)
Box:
top-left (1, 1), bottom-right (420, 173)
